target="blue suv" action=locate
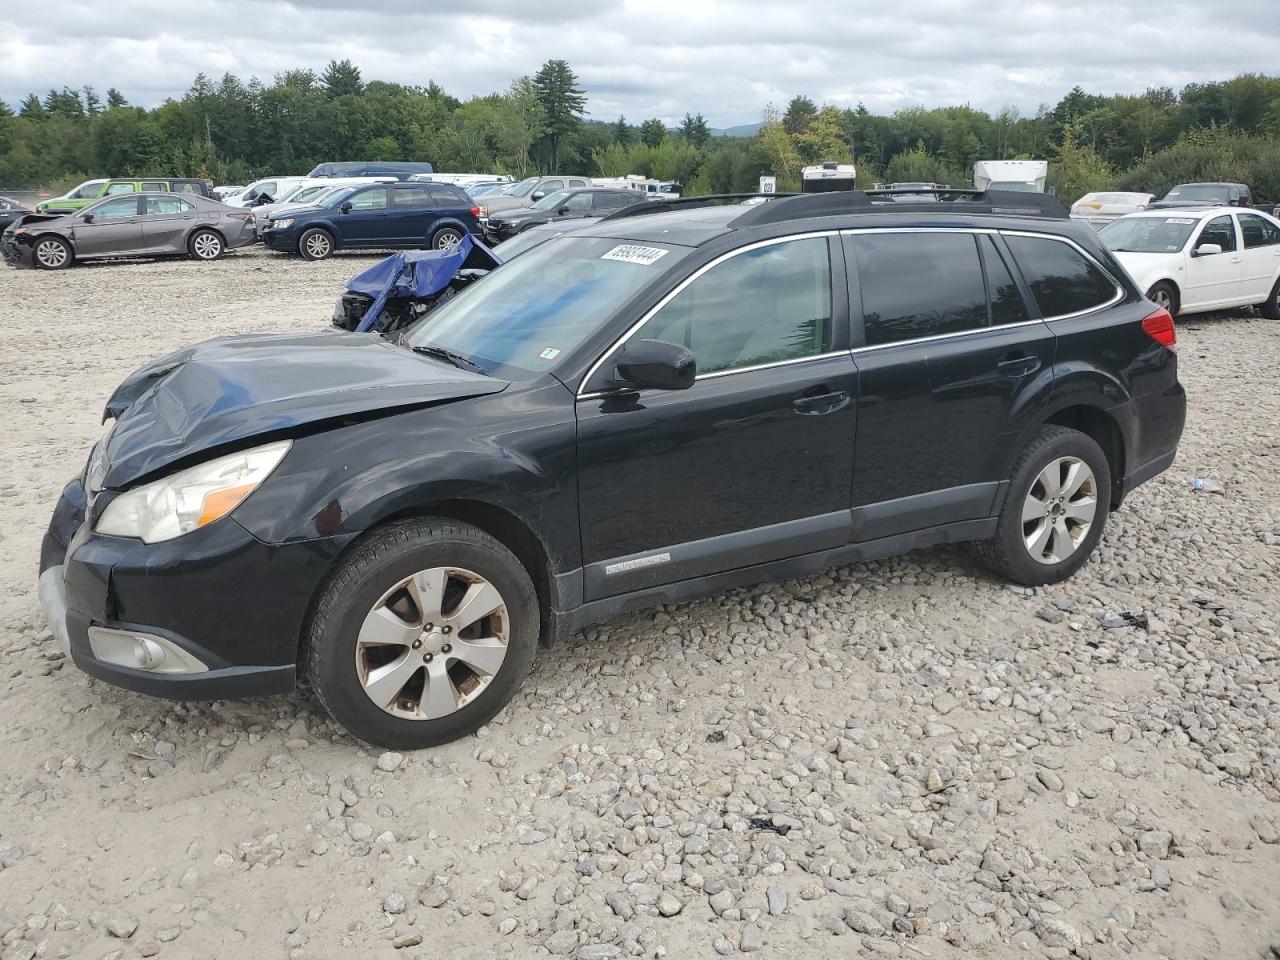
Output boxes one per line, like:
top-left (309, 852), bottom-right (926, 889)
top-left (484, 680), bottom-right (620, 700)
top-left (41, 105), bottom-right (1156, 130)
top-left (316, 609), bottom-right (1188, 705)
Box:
top-left (261, 182), bottom-right (479, 260)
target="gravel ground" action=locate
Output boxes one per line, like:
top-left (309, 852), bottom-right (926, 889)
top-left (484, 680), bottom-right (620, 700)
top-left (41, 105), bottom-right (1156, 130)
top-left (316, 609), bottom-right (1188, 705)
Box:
top-left (1, 245), bottom-right (1278, 960)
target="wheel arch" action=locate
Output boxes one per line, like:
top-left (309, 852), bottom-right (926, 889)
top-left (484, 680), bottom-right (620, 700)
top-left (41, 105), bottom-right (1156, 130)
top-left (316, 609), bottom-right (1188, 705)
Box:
top-left (186, 224), bottom-right (227, 248)
top-left (297, 223), bottom-right (337, 253)
top-left (297, 496), bottom-right (557, 665)
top-left (429, 218), bottom-right (472, 241)
top-left (1040, 404), bottom-right (1126, 507)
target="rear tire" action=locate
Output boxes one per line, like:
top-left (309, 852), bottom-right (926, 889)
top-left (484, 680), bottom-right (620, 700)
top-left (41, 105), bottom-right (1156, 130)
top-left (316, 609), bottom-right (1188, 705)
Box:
top-left (430, 226), bottom-right (464, 251)
top-left (1146, 280), bottom-right (1179, 317)
top-left (32, 235), bottom-right (72, 270)
top-left (188, 229), bottom-right (224, 262)
top-left (306, 518), bottom-right (539, 749)
top-left (1261, 276), bottom-right (1280, 321)
top-left (299, 228), bottom-right (334, 261)
top-left (974, 425), bottom-right (1111, 586)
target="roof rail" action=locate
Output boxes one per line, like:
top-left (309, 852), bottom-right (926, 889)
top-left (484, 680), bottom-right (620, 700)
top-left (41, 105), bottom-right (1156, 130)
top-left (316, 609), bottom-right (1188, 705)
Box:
top-left (730, 189), bottom-right (1069, 227)
top-left (597, 193), bottom-right (798, 222)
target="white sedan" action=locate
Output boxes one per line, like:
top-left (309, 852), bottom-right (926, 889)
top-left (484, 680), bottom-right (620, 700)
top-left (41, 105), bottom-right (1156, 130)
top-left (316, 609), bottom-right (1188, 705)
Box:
top-left (1100, 207), bottom-right (1280, 319)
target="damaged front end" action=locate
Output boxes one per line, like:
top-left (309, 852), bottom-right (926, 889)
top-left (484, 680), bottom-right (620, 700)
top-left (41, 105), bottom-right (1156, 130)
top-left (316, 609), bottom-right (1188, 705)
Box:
top-left (331, 235), bottom-right (503, 336)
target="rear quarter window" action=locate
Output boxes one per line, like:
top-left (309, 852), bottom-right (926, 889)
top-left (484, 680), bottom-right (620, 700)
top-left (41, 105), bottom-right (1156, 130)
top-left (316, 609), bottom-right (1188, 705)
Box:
top-left (1004, 235), bottom-right (1119, 318)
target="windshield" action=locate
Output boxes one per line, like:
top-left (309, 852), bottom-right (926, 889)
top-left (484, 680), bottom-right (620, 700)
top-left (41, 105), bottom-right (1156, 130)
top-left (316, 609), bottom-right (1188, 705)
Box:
top-left (404, 236), bottom-right (687, 379)
top-left (491, 228), bottom-right (565, 261)
top-left (70, 180), bottom-right (107, 199)
top-left (319, 187), bottom-right (360, 208)
top-left (1099, 216), bottom-right (1197, 253)
top-left (506, 178), bottom-right (539, 198)
top-left (287, 185), bottom-right (331, 204)
top-left (989, 181), bottom-right (1039, 193)
top-left (1163, 184), bottom-right (1228, 202)
top-left (531, 190), bottom-right (571, 211)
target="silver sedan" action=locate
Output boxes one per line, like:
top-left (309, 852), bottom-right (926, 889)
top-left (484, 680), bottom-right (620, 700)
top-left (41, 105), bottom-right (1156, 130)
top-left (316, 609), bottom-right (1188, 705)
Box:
top-left (2, 193), bottom-right (258, 269)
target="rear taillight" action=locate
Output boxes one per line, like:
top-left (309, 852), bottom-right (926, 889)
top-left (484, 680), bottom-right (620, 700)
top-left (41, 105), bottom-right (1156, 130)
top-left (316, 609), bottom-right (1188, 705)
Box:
top-left (470, 206), bottom-right (480, 217)
top-left (1141, 307), bottom-right (1176, 347)
top-left (227, 212), bottom-right (252, 221)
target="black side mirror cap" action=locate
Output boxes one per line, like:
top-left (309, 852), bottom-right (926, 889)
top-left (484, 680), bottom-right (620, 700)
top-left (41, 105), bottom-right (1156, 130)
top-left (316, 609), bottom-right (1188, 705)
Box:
top-left (81, 213), bottom-right (94, 223)
top-left (340, 202), bottom-right (353, 213)
top-left (614, 339), bottom-right (696, 391)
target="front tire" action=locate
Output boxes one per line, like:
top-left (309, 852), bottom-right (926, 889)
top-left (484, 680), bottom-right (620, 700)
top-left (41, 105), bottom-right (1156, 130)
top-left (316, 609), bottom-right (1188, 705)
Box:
top-left (188, 228), bottom-right (224, 262)
top-left (975, 425), bottom-right (1111, 586)
top-left (299, 228), bottom-right (334, 261)
top-left (430, 226), bottom-right (464, 250)
top-left (32, 235), bottom-right (72, 270)
top-left (306, 519), bottom-right (539, 749)
top-left (1146, 280), bottom-right (1179, 317)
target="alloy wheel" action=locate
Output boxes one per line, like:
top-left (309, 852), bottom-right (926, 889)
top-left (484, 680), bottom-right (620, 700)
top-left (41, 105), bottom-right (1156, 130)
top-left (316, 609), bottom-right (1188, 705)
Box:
top-left (305, 233), bottom-right (331, 258)
top-left (35, 240), bottom-right (68, 268)
top-left (355, 566), bottom-right (509, 721)
top-left (435, 230), bottom-right (462, 250)
top-left (192, 233), bottom-right (222, 260)
top-left (1022, 456), bottom-right (1098, 565)
top-left (1150, 287), bottom-right (1172, 311)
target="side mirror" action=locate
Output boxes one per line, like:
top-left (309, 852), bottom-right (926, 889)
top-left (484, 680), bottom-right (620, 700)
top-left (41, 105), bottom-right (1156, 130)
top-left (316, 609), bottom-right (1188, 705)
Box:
top-left (557, 206), bottom-right (570, 216)
top-left (340, 201), bottom-right (353, 213)
top-left (81, 213), bottom-right (95, 223)
top-left (531, 191), bottom-right (545, 201)
top-left (614, 339), bottom-right (696, 391)
top-left (1193, 242), bottom-right (1222, 257)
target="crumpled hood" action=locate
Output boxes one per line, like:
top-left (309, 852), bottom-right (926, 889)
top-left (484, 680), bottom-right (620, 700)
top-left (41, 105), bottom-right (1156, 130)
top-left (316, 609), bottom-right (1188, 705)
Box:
top-left (100, 331), bottom-right (507, 489)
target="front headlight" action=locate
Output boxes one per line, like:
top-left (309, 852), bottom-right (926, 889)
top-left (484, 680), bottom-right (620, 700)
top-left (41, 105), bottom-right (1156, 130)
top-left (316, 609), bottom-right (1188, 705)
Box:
top-left (270, 218), bottom-right (293, 229)
top-left (96, 440), bottom-right (291, 543)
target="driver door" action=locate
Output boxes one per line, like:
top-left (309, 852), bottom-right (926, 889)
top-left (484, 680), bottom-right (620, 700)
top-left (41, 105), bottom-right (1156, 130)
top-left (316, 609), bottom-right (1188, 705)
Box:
top-left (574, 234), bottom-right (857, 600)
top-left (1183, 214), bottom-right (1244, 309)
top-left (338, 187), bottom-right (390, 245)
top-left (71, 197), bottom-right (143, 256)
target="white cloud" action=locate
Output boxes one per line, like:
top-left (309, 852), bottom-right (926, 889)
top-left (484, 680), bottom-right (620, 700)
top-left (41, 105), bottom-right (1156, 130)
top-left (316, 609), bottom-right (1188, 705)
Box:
top-left (1, 0), bottom-right (1276, 125)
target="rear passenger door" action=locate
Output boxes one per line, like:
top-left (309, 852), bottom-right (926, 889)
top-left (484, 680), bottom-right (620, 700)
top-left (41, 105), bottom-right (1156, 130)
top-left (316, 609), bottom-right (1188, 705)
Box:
top-left (843, 229), bottom-right (1056, 542)
top-left (1236, 213), bottom-right (1280, 301)
top-left (387, 184), bottom-right (435, 242)
top-left (137, 196), bottom-right (196, 253)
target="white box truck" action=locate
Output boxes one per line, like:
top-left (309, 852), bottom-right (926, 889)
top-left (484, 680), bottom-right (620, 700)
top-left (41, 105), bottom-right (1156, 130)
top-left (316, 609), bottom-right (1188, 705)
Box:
top-left (973, 160), bottom-right (1048, 194)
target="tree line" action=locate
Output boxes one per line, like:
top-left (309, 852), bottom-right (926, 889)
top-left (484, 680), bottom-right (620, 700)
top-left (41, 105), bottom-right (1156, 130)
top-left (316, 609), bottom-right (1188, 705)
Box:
top-left (1, 60), bottom-right (1278, 204)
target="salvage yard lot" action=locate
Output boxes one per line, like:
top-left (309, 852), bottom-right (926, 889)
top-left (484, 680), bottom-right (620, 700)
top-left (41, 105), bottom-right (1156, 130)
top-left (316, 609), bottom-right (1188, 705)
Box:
top-left (1, 246), bottom-right (1278, 960)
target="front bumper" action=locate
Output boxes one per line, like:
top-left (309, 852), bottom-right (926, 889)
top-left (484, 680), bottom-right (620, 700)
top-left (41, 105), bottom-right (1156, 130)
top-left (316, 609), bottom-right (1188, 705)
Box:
top-left (39, 477), bottom-right (346, 700)
top-left (261, 228), bottom-right (299, 252)
top-left (2, 229), bottom-right (33, 267)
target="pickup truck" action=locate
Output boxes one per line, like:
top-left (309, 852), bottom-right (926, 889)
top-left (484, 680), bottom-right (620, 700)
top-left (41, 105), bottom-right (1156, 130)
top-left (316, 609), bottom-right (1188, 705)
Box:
top-left (1147, 182), bottom-right (1253, 209)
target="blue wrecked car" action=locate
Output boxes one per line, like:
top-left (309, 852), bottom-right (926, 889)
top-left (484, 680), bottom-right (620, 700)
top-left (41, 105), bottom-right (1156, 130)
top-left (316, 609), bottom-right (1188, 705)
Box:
top-left (331, 220), bottom-right (604, 336)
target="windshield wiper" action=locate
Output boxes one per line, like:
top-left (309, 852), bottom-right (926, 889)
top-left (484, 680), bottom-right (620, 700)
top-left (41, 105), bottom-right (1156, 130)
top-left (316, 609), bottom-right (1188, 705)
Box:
top-left (411, 343), bottom-right (488, 376)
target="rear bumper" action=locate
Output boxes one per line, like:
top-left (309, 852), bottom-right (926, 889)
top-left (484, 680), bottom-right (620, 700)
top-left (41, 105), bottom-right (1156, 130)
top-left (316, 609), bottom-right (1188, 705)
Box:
top-left (1115, 380), bottom-right (1186, 502)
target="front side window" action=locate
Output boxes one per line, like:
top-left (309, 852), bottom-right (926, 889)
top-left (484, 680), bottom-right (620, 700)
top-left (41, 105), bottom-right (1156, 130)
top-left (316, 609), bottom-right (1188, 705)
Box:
top-left (1238, 214), bottom-right (1280, 248)
top-left (538, 180), bottom-right (564, 195)
top-left (850, 232), bottom-right (987, 345)
top-left (1197, 215), bottom-right (1237, 252)
top-left (105, 182), bottom-right (136, 195)
top-left (405, 236), bottom-right (688, 379)
top-left (90, 197), bottom-right (140, 220)
top-left (71, 180), bottom-right (107, 199)
top-left (1004, 235), bottom-right (1119, 318)
top-left (631, 236), bottom-right (833, 374)
top-left (349, 187), bottom-right (388, 210)
top-left (562, 193), bottom-right (594, 213)
top-left (531, 190), bottom-right (571, 211)
top-left (144, 197), bottom-right (191, 216)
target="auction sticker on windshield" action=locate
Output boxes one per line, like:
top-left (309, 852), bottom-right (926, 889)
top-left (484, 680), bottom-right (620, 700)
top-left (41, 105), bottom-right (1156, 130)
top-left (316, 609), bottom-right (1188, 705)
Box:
top-left (1165, 218), bottom-right (1196, 224)
top-left (601, 244), bottom-right (668, 265)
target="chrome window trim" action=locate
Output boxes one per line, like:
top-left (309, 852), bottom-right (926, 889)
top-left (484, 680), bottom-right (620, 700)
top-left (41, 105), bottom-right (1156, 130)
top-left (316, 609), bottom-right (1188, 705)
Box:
top-left (848, 318), bottom-right (1046, 355)
top-left (576, 230), bottom-right (839, 397)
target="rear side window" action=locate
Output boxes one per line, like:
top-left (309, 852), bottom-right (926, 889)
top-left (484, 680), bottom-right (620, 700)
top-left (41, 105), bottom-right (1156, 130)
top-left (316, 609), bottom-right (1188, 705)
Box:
top-left (1239, 214), bottom-right (1280, 248)
top-left (850, 232), bottom-right (987, 346)
top-left (144, 197), bottom-right (191, 215)
top-left (393, 186), bottom-right (431, 207)
top-left (980, 236), bottom-right (1030, 326)
top-left (1004, 235), bottom-right (1118, 318)
top-left (594, 193), bottom-right (637, 212)
top-left (141, 182), bottom-right (167, 192)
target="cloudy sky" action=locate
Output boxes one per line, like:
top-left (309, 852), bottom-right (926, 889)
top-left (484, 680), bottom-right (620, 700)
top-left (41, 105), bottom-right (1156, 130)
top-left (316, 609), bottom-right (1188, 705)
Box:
top-left (2, 0), bottom-right (1277, 125)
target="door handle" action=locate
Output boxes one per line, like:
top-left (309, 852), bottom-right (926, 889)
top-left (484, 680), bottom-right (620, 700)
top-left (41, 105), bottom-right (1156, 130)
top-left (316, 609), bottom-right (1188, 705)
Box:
top-left (997, 353), bottom-right (1041, 377)
top-left (1230, 256), bottom-right (1242, 263)
top-left (792, 390), bottom-right (850, 416)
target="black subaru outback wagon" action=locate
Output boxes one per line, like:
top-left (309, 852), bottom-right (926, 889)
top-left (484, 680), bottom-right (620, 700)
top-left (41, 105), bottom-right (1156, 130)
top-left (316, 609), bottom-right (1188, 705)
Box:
top-left (40, 191), bottom-right (1186, 748)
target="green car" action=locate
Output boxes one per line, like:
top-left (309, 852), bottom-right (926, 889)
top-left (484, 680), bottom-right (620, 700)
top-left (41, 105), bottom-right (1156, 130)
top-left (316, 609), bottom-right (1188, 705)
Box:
top-left (37, 178), bottom-right (214, 214)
